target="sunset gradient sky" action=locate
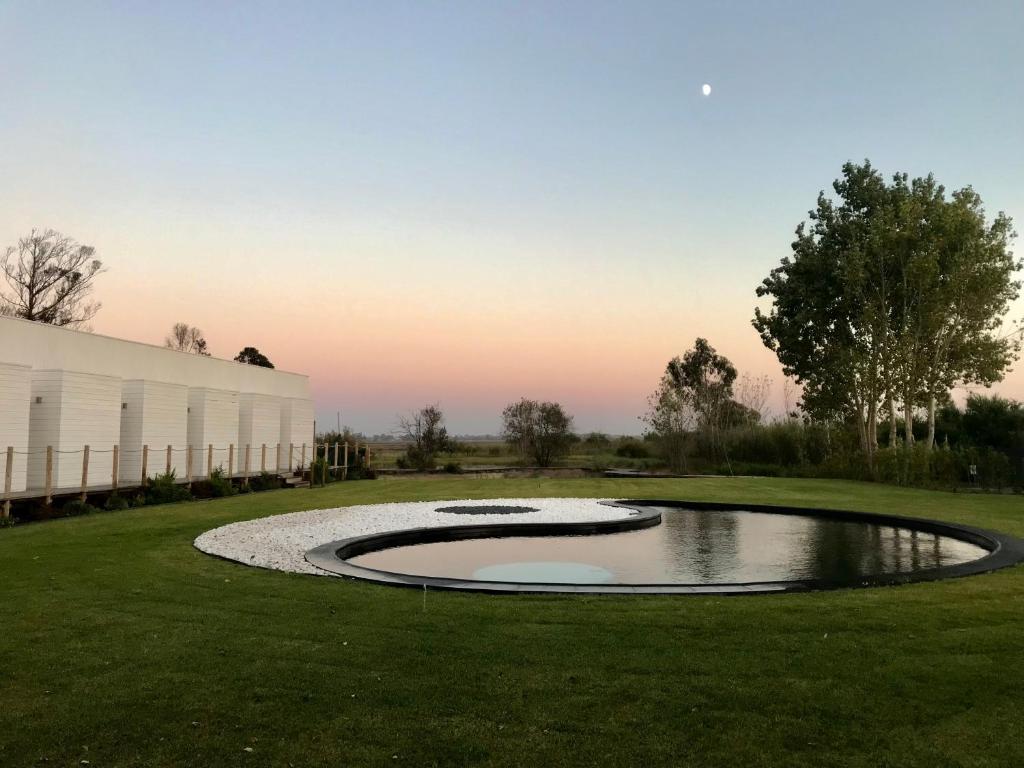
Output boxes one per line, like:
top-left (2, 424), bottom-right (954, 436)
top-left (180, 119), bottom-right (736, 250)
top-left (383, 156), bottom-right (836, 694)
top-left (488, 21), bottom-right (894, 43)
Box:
top-left (2, 1), bottom-right (1022, 434)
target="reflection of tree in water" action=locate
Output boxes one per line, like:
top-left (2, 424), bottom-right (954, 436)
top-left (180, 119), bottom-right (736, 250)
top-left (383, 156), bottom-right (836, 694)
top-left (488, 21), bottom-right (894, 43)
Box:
top-left (806, 520), bottom-right (940, 582)
top-left (660, 509), bottom-right (961, 584)
top-left (805, 521), bottom-right (875, 582)
top-left (659, 508), bottom-right (740, 582)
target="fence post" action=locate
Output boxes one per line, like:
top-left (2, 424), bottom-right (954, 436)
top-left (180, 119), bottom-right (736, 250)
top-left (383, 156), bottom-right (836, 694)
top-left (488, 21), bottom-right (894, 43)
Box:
top-left (141, 445), bottom-right (149, 487)
top-left (343, 441), bottom-right (349, 480)
top-left (333, 442), bottom-right (339, 468)
top-left (300, 443), bottom-right (306, 471)
top-left (111, 445), bottom-right (119, 491)
top-left (186, 446), bottom-right (193, 484)
top-left (261, 444), bottom-right (266, 473)
top-left (207, 444), bottom-right (213, 478)
top-left (276, 443), bottom-right (281, 473)
top-left (288, 443), bottom-right (294, 472)
top-left (80, 446), bottom-right (90, 501)
top-left (244, 444), bottom-right (251, 487)
top-left (228, 443), bottom-right (235, 478)
top-left (166, 445), bottom-right (172, 475)
top-left (365, 445), bottom-right (371, 469)
top-left (44, 446), bottom-right (53, 504)
top-left (3, 447), bottom-right (12, 518)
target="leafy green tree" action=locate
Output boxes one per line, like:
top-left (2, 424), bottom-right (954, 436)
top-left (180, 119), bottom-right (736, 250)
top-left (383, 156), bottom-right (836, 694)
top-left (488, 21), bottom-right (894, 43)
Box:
top-left (755, 161), bottom-right (1021, 463)
top-left (234, 346), bottom-right (274, 368)
top-left (665, 338), bottom-right (738, 458)
top-left (960, 395), bottom-right (1024, 457)
top-left (754, 162), bottom-right (895, 459)
top-left (899, 182), bottom-right (1020, 446)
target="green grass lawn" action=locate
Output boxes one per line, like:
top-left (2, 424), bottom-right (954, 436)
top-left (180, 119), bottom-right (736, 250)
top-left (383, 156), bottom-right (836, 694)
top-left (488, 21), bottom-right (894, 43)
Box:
top-left (2, 477), bottom-right (1023, 767)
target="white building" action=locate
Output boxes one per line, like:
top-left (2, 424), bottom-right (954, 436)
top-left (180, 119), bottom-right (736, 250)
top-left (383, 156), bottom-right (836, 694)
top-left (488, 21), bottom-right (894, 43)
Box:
top-left (27, 370), bottom-right (122, 489)
top-left (120, 380), bottom-right (189, 483)
top-left (187, 388), bottom-right (240, 476)
top-left (0, 316), bottom-right (314, 492)
top-left (238, 392), bottom-right (282, 473)
top-left (0, 362), bottom-right (31, 493)
top-left (280, 397), bottom-right (316, 469)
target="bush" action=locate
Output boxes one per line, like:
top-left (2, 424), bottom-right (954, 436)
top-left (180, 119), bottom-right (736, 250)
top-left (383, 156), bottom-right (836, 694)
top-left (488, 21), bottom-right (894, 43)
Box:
top-left (310, 458), bottom-right (331, 485)
top-left (443, 461), bottom-right (462, 474)
top-left (615, 439), bottom-right (650, 459)
top-left (192, 466), bottom-right (237, 499)
top-left (143, 471), bottom-right (193, 505)
top-left (348, 466), bottom-right (377, 480)
top-left (104, 493), bottom-right (131, 511)
top-left (344, 459), bottom-right (377, 481)
top-left (62, 498), bottom-right (102, 517)
top-left (248, 471), bottom-right (282, 492)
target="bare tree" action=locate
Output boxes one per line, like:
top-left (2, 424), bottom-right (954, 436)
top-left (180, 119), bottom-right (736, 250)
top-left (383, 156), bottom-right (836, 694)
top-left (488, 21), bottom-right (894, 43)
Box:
top-left (397, 404), bottom-right (450, 470)
top-left (0, 229), bottom-right (105, 328)
top-left (501, 398), bottom-right (575, 467)
top-left (735, 374), bottom-right (772, 429)
top-left (165, 322), bottom-right (210, 355)
top-left (643, 382), bottom-right (697, 474)
top-left (781, 378), bottom-right (797, 421)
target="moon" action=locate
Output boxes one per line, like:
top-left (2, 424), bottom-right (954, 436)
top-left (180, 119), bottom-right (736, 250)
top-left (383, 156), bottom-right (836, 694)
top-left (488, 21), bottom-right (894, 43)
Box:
top-left (702, 83), bottom-right (712, 97)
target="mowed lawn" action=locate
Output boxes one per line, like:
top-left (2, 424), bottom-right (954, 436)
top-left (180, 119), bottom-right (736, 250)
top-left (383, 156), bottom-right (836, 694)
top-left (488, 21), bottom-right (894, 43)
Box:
top-left (2, 477), bottom-right (1023, 767)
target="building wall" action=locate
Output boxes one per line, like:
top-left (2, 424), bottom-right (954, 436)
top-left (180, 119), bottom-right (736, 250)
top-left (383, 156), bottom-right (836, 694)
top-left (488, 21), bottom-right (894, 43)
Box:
top-left (0, 316), bottom-right (310, 399)
top-left (187, 388), bottom-right (240, 476)
top-left (0, 363), bottom-right (31, 493)
top-left (238, 393), bottom-right (282, 473)
top-left (28, 370), bottom-right (121, 489)
top-left (120, 380), bottom-right (189, 483)
top-left (0, 317), bottom-right (315, 490)
top-left (279, 397), bottom-right (315, 469)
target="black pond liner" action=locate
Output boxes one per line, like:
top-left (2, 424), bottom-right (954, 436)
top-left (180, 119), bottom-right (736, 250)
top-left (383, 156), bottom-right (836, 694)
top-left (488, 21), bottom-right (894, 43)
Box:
top-left (303, 499), bottom-right (1024, 596)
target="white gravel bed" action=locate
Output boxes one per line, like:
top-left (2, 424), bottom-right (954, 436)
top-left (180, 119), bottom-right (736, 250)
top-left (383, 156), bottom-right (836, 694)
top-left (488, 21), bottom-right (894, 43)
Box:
top-left (194, 497), bottom-right (629, 576)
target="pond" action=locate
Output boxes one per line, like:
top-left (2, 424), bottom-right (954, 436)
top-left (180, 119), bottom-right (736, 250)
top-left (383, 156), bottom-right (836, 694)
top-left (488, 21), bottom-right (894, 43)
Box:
top-left (347, 506), bottom-right (989, 588)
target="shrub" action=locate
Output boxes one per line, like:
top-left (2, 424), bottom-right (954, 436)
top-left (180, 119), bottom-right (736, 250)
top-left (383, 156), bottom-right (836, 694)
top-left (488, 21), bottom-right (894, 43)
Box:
top-left (615, 439), bottom-right (650, 459)
top-left (143, 471), bottom-right (192, 505)
top-left (104, 493), bottom-right (131, 511)
top-left (248, 471), bottom-right (282, 492)
top-left (62, 498), bottom-right (101, 517)
top-left (310, 458), bottom-right (331, 485)
top-left (443, 461), bottom-right (462, 474)
top-left (344, 461), bottom-right (377, 481)
top-left (192, 466), bottom-right (237, 499)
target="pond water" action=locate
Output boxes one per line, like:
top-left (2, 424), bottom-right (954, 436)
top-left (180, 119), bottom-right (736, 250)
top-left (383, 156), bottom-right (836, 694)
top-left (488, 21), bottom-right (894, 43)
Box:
top-left (348, 507), bottom-right (988, 585)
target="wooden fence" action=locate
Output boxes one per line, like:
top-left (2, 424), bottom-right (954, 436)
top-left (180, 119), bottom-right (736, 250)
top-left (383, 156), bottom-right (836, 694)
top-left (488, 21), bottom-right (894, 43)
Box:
top-left (1, 441), bottom-right (370, 516)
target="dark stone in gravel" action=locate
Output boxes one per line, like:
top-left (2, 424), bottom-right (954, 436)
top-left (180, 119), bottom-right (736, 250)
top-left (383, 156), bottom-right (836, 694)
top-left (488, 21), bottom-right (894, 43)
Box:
top-left (436, 505), bottom-right (540, 515)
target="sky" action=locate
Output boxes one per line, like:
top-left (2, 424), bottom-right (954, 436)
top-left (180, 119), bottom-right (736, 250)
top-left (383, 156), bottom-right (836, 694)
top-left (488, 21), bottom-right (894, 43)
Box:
top-left (1, 1), bottom-right (1022, 434)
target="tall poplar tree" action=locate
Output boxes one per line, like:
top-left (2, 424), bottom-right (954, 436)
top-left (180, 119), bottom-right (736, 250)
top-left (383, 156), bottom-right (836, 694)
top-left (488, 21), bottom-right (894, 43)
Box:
top-left (754, 161), bottom-right (1020, 463)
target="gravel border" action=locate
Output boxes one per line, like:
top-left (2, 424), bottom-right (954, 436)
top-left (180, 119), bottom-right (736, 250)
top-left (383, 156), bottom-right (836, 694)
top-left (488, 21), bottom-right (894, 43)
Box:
top-left (194, 498), bottom-right (627, 576)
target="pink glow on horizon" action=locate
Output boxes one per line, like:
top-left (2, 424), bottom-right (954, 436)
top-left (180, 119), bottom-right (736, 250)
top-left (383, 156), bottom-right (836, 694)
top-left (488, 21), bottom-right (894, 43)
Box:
top-left (92, 281), bottom-right (1024, 435)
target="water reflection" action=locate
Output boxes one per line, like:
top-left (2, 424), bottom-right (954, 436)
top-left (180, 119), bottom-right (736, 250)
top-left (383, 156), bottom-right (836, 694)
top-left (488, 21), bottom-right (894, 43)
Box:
top-left (349, 507), bottom-right (988, 585)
